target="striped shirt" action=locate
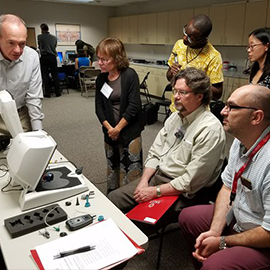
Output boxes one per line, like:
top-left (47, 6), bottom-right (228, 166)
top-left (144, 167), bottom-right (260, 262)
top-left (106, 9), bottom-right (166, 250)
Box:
top-left (222, 125), bottom-right (270, 232)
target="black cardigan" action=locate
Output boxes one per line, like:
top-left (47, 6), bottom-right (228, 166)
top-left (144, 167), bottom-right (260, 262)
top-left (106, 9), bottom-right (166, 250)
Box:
top-left (95, 67), bottom-right (144, 146)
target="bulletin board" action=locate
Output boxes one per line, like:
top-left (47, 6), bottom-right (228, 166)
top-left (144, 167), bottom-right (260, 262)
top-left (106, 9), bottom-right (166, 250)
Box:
top-left (55, 24), bottom-right (81, 45)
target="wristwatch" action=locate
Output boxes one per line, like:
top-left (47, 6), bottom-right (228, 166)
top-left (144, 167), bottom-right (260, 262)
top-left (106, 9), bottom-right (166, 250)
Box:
top-left (156, 185), bottom-right (161, 197)
top-left (219, 236), bottom-right (227, 250)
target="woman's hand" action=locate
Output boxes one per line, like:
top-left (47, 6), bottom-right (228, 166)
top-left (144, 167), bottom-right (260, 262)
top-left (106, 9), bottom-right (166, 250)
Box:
top-left (108, 127), bottom-right (120, 140)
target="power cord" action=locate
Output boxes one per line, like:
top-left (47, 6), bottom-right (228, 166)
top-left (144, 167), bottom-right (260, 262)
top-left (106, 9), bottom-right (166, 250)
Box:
top-left (0, 163), bottom-right (9, 178)
top-left (1, 176), bottom-right (22, 193)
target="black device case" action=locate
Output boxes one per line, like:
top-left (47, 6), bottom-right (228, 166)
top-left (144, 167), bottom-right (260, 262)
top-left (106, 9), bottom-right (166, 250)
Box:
top-left (140, 72), bottom-right (159, 125)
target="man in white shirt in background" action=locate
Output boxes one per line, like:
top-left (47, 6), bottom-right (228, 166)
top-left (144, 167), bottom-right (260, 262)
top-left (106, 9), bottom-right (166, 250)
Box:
top-left (0, 14), bottom-right (44, 136)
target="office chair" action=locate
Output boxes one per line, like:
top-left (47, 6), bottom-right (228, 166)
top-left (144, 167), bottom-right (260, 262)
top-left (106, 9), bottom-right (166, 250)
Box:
top-left (155, 84), bottom-right (172, 124)
top-left (130, 158), bottom-right (227, 270)
top-left (81, 68), bottom-right (101, 98)
top-left (57, 69), bottom-right (69, 94)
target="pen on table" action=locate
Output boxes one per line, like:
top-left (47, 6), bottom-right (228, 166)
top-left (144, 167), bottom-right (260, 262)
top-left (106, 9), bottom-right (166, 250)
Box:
top-left (53, 245), bottom-right (95, 259)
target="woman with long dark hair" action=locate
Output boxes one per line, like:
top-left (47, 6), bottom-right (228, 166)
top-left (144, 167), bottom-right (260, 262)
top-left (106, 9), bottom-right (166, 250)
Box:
top-left (247, 28), bottom-right (270, 87)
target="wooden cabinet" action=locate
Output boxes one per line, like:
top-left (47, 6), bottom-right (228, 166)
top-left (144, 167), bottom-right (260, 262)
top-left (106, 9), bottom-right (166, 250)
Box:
top-left (130, 64), bottom-right (148, 85)
top-left (155, 68), bottom-right (169, 97)
top-left (209, 3), bottom-right (245, 46)
top-left (221, 76), bottom-right (248, 102)
top-left (243, 0), bottom-right (268, 45)
top-left (224, 3), bottom-right (245, 45)
top-left (266, 0), bottom-right (270, 27)
top-left (122, 15), bottom-right (138, 44)
top-left (157, 11), bottom-right (180, 45)
top-left (209, 5), bottom-right (226, 45)
top-left (130, 64), bottom-right (168, 98)
top-left (138, 13), bottom-right (157, 44)
top-left (108, 2), bottom-right (266, 46)
top-left (194, 7), bottom-right (209, 16)
top-left (108, 17), bottom-right (122, 40)
top-left (180, 9), bottom-right (194, 29)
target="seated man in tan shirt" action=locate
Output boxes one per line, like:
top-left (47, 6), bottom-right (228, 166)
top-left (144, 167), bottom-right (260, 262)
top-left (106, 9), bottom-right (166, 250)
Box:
top-left (108, 67), bottom-right (226, 213)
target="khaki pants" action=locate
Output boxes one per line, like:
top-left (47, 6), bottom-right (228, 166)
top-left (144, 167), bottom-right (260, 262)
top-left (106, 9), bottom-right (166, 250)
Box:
top-left (108, 169), bottom-right (219, 213)
top-left (0, 106), bottom-right (31, 136)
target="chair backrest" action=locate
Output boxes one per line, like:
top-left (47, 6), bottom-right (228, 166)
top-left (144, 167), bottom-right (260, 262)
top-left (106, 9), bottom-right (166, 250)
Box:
top-left (79, 66), bottom-right (94, 74)
top-left (161, 84), bottom-right (172, 99)
top-left (140, 72), bottom-right (150, 89)
top-left (83, 69), bottom-right (101, 79)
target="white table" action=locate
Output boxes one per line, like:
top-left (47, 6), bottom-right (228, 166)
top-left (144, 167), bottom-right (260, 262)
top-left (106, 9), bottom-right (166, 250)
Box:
top-left (0, 151), bottom-right (148, 270)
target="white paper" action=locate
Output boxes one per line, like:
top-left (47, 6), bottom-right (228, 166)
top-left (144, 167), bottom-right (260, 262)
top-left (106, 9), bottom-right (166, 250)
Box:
top-left (34, 218), bottom-right (138, 270)
top-left (100, 83), bottom-right (113, 99)
top-left (144, 217), bottom-right (156, 224)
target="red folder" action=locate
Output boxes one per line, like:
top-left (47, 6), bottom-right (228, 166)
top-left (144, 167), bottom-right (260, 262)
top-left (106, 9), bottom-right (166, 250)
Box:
top-left (126, 196), bottom-right (179, 224)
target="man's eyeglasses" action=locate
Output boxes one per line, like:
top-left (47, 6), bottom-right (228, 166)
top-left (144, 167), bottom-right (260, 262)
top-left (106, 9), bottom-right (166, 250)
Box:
top-left (224, 103), bottom-right (258, 112)
top-left (246, 43), bottom-right (263, 51)
top-left (183, 25), bottom-right (206, 44)
top-left (172, 88), bottom-right (194, 96)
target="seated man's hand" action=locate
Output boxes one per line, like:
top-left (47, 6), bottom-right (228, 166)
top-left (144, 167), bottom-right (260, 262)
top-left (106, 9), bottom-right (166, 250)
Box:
top-left (135, 180), bottom-right (149, 193)
top-left (193, 230), bottom-right (220, 263)
top-left (133, 186), bottom-right (156, 203)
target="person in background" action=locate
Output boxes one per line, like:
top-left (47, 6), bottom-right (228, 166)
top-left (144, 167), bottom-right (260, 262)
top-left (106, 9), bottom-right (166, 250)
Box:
top-left (74, 48), bottom-right (91, 89)
top-left (108, 67), bottom-right (225, 214)
top-left (75, 49), bottom-right (90, 71)
top-left (167, 14), bottom-right (223, 113)
top-left (247, 27), bottom-right (270, 88)
top-left (38, 23), bottom-right (61, 98)
top-left (179, 84), bottom-right (270, 270)
top-left (0, 14), bottom-right (44, 136)
top-left (75, 39), bottom-right (96, 64)
top-left (95, 37), bottom-right (144, 194)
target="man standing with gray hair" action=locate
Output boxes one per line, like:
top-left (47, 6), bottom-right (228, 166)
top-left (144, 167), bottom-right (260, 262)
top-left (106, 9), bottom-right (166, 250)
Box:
top-left (109, 67), bottom-right (226, 213)
top-left (38, 23), bottom-right (61, 98)
top-left (0, 14), bottom-right (44, 136)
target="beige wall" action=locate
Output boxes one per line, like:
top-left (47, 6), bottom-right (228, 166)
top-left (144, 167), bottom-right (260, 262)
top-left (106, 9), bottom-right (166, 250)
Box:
top-left (0, 0), bottom-right (114, 53)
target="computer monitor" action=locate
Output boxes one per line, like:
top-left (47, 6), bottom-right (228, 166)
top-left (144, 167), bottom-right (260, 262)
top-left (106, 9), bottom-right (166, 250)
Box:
top-left (7, 131), bottom-right (57, 191)
top-left (0, 90), bottom-right (23, 138)
top-left (1, 90), bottom-right (88, 211)
top-left (65, 50), bottom-right (76, 63)
top-left (57, 52), bottom-right (63, 63)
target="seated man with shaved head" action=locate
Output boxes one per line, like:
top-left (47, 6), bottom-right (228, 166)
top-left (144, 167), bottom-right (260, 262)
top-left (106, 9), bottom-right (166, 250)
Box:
top-left (179, 85), bottom-right (270, 270)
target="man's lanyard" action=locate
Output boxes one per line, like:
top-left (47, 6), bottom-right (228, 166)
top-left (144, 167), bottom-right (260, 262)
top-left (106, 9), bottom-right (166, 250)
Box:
top-left (230, 131), bottom-right (270, 205)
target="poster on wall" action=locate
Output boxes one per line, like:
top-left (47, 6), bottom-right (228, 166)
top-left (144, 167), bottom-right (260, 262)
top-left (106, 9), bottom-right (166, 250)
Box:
top-left (55, 24), bottom-right (81, 45)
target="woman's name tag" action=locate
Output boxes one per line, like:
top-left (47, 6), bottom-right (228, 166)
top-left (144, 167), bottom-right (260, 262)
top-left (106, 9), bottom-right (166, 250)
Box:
top-left (101, 82), bottom-right (113, 99)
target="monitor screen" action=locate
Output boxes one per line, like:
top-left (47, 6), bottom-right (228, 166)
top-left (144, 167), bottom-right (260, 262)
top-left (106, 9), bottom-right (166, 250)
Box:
top-left (65, 51), bottom-right (76, 63)
top-left (57, 52), bottom-right (63, 63)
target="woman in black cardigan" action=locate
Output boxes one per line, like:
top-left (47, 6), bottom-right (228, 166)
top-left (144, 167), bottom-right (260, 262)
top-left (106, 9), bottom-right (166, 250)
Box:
top-left (95, 37), bottom-right (144, 194)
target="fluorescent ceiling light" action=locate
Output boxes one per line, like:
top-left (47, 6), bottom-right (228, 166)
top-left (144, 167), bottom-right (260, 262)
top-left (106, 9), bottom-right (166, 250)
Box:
top-left (53, 0), bottom-right (94, 2)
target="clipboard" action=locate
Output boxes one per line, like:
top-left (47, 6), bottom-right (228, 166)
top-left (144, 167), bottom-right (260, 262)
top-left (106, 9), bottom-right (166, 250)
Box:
top-left (30, 218), bottom-right (144, 270)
